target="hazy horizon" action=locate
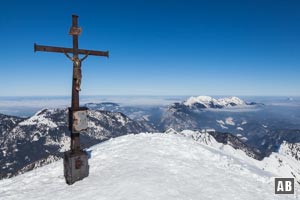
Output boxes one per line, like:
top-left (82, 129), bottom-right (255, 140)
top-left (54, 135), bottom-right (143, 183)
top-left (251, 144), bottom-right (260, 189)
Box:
top-left (0, 95), bottom-right (299, 117)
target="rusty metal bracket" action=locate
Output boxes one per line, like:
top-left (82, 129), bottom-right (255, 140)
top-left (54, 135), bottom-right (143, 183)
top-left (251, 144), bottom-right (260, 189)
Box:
top-left (69, 27), bottom-right (82, 36)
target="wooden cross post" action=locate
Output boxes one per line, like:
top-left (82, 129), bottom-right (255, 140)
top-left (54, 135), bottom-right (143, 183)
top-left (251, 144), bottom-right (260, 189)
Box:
top-left (34, 15), bottom-right (109, 184)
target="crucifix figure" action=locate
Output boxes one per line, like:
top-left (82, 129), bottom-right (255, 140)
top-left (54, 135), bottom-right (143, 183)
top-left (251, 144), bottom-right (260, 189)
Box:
top-left (34, 15), bottom-right (109, 184)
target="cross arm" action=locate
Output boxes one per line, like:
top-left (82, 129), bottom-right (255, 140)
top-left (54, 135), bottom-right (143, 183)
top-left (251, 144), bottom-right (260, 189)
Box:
top-left (34, 43), bottom-right (109, 57)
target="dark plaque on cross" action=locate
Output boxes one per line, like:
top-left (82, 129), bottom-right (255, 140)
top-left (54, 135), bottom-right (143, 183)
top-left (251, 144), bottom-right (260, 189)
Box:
top-left (34, 15), bottom-right (109, 185)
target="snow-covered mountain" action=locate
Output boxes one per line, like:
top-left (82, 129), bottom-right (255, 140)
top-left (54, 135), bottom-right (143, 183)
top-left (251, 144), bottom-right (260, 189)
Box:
top-left (166, 129), bottom-right (300, 185)
top-left (85, 102), bottom-right (161, 128)
top-left (250, 129), bottom-right (300, 157)
top-left (165, 128), bottom-right (263, 159)
top-left (0, 108), bottom-right (273, 180)
top-left (183, 96), bottom-right (253, 108)
top-left (158, 96), bottom-right (260, 131)
top-left (0, 108), bottom-right (153, 179)
top-left (83, 98), bottom-right (299, 149)
top-left (0, 132), bottom-right (297, 200)
top-left (0, 113), bottom-right (24, 139)
top-left (266, 141), bottom-right (300, 184)
top-left (85, 102), bottom-right (121, 111)
top-left (157, 96), bottom-right (295, 146)
top-left (1, 96), bottom-right (300, 182)
top-left (280, 141), bottom-right (300, 162)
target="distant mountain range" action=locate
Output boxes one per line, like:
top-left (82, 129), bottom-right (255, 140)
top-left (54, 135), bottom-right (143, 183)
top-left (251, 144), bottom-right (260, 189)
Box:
top-left (68, 96), bottom-right (300, 155)
top-left (183, 96), bottom-right (258, 108)
top-left (0, 95), bottom-right (299, 180)
top-left (0, 109), bottom-right (152, 179)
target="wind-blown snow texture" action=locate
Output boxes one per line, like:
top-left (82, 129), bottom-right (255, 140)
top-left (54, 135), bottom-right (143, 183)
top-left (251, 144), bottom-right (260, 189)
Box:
top-left (0, 133), bottom-right (297, 200)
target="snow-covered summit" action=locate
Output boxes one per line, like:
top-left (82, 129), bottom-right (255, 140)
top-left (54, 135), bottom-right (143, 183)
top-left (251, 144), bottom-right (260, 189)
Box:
top-left (218, 96), bottom-right (246, 106)
top-left (183, 95), bottom-right (247, 108)
top-left (19, 109), bottom-right (58, 128)
top-left (0, 133), bottom-right (297, 200)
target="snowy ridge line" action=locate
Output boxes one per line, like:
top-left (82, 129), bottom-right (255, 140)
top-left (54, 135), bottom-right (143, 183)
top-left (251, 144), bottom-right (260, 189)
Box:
top-left (165, 129), bottom-right (300, 185)
top-left (182, 95), bottom-right (261, 109)
top-left (14, 155), bottom-right (61, 177)
top-left (165, 128), bottom-right (264, 160)
top-left (19, 109), bottom-right (58, 128)
top-left (184, 96), bottom-right (246, 108)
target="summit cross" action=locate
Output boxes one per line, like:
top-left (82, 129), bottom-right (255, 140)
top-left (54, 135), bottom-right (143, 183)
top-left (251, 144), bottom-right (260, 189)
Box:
top-left (34, 15), bottom-right (109, 184)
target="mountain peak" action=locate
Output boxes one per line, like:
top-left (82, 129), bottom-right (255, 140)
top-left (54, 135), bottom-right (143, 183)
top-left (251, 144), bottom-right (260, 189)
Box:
top-left (18, 108), bottom-right (59, 128)
top-left (183, 96), bottom-right (246, 108)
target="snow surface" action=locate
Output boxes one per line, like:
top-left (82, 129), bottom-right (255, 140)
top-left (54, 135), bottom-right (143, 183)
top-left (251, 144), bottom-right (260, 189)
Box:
top-left (225, 117), bottom-right (235, 125)
top-left (220, 124), bottom-right (229, 129)
top-left (19, 109), bottom-right (57, 128)
top-left (242, 120), bottom-right (248, 125)
top-left (0, 133), bottom-right (297, 200)
top-left (217, 117), bottom-right (236, 126)
top-left (218, 96), bottom-right (245, 106)
top-left (184, 96), bottom-right (246, 108)
top-left (216, 119), bottom-right (225, 125)
top-left (237, 127), bottom-right (244, 131)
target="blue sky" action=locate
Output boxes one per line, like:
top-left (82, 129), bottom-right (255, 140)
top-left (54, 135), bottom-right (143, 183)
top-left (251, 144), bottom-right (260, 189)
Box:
top-left (0, 0), bottom-right (299, 96)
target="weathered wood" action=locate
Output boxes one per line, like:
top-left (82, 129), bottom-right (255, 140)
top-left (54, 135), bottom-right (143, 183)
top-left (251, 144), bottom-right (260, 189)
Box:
top-left (34, 15), bottom-right (109, 185)
top-left (34, 43), bottom-right (109, 57)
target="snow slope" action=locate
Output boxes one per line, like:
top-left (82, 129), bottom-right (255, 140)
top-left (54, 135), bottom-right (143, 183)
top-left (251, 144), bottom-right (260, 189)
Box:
top-left (0, 133), bottom-right (297, 200)
top-left (170, 129), bottom-right (300, 184)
